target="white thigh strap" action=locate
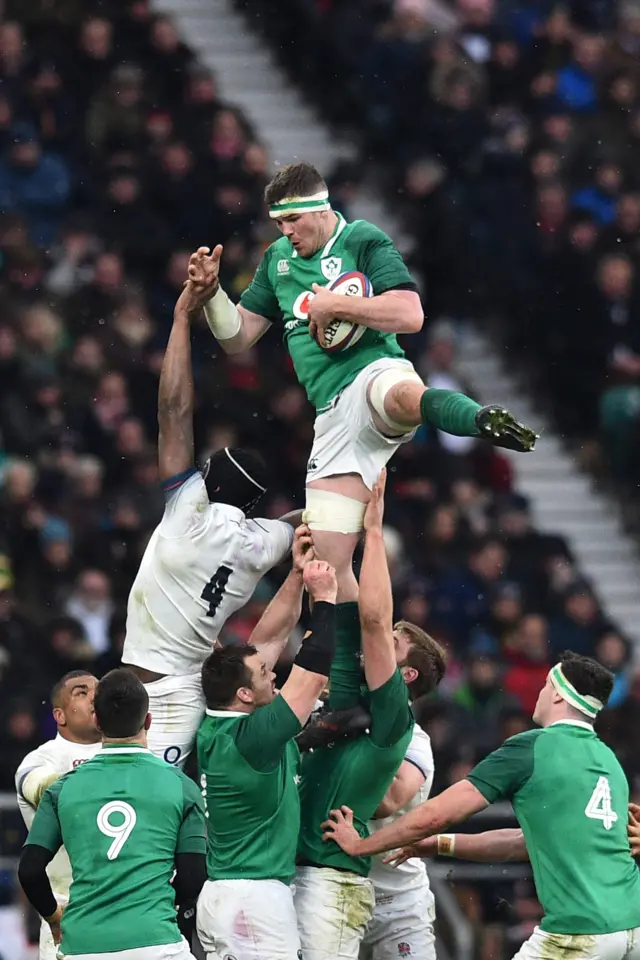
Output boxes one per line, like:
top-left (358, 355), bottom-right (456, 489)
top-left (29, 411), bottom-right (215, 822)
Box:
top-left (369, 366), bottom-right (423, 433)
top-left (303, 488), bottom-right (366, 534)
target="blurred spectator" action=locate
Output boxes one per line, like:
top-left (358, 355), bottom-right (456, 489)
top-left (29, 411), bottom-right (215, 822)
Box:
top-left (64, 569), bottom-right (113, 654)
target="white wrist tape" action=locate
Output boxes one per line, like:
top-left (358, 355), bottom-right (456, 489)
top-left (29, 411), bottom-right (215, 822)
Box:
top-left (203, 286), bottom-right (242, 341)
top-left (437, 834), bottom-right (456, 857)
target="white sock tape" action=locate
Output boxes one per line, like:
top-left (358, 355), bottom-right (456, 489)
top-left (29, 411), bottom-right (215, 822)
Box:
top-left (203, 286), bottom-right (242, 341)
top-left (369, 367), bottom-right (423, 434)
top-left (303, 488), bottom-right (367, 534)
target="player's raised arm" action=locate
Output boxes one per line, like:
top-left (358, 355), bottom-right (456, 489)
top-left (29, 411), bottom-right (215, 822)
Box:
top-left (189, 245), bottom-right (274, 355)
top-left (384, 828), bottom-right (529, 867)
top-left (278, 560), bottom-right (338, 725)
top-left (250, 525), bottom-right (314, 671)
top-left (157, 274), bottom-right (218, 482)
top-left (358, 469), bottom-right (396, 692)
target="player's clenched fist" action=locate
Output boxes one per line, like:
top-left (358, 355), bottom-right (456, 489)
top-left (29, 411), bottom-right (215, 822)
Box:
top-left (303, 560), bottom-right (338, 604)
top-left (188, 245), bottom-right (223, 294)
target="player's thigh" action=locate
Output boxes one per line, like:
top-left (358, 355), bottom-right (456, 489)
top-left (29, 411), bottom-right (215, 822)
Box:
top-left (144, 673), bottom-right (205, 768)
top-left (197, 878), bottom-right (300, 960)
top-left (512, 928), bottom-right (635, 960)
top-left (295, 866), bottom-right (374, 960)
top-left (306, 360), bottom-right (416, 492)
top-left (361, 888), bottom-right (436, 960)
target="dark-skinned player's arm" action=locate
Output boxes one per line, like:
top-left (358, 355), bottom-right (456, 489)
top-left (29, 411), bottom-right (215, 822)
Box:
top-left (250, 525), bottom-right (315, 672)
top-left (18, 787), bottom-right (65, 945)
top-left (358, 469), bottom-right (396, 693)
top-left (157, 275), bottom-right (219, 483)
top-left (322, 779), bottom-right (489, 859)
top-left (189, 246), bottom-right (272, 355)
top-left (384, 828), bottom-right (528, 867)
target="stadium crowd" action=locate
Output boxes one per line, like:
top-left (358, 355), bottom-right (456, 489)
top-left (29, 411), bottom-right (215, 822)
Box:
top-left (0, 0), bottom-right (640, 954)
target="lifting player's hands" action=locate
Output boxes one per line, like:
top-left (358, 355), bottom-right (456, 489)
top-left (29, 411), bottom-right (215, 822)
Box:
top-left (293, 524), bottom-right (315, 573)
top-left (303, 560), bottom-right (338, 604)
top-left (188, 245), bottom-right (222, 296)
top-left (175, 274), bottom-right (220, 320)
top-left (321, 805), bottom-right (361, 856)
top-left (363, 468), bottom-right (386, 533)
top-left (308, 282), bottom-right (338, 346)
top-left (629, 803), bottom-right (640, 856)
top-left (383, 836), bottom-right (438, 868)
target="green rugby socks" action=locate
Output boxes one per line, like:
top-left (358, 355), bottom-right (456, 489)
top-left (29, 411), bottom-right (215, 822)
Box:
top-left (420, 388), bottom-right (482, 438)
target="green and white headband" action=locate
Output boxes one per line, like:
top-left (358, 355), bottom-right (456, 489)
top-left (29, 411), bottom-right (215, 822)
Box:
top-left (268, 190), bottom-right (331, 218)
top-left (549, 663), bottom-right (603, 720)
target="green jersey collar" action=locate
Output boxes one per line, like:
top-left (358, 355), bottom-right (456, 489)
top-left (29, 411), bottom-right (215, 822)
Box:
top-left (549, 719), bottom-right (594, 732)
top-left (205, 709), bottom-right (248, 718)
top-left (101, 745), bottom-right (152, 754)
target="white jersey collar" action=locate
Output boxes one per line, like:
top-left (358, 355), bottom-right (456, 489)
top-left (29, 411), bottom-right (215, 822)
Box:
top-left (101, 746), bottom-right (151, 754)
top-left (320, 213), bottom-right (346, 259)
top-left (548, 719), bottom-right (594, 731)
top-left (205, 709), bottom-right (249, 718)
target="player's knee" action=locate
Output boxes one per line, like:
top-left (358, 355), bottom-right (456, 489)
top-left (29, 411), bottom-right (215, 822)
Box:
top-left (303, 488), bottom-right (366, 534)
top-left (368, 368), bottom-right (423, 433)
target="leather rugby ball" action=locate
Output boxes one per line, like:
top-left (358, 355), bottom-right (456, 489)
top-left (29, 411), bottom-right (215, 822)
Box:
top-left (315, 271), bottom-right (372, 353)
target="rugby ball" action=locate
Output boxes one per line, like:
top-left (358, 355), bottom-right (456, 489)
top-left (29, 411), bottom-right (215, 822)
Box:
top-left (315, 271), bottom-right (372, 353)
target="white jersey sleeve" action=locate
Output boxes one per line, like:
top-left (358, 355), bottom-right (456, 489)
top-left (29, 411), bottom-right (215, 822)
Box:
top-left (160, 469), bottom-right (210, 539)
top-left (244, 517), bottom-right (294, 573)
top-left (368, 725), bottom-right (436, 900)
top-left (16, 736), bottom-right (102, 900)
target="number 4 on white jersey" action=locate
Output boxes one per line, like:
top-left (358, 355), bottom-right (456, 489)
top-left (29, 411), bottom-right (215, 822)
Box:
top-left (585, 776), bottom-right (618, 831)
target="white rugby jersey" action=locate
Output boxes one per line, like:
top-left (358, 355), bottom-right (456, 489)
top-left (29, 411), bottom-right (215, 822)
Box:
top-left (122, 469), bottom-right (294, 676)
top-left (368, 723), bottom-right (436, 905)
top-left (16, 734), bottom-right (102, 899)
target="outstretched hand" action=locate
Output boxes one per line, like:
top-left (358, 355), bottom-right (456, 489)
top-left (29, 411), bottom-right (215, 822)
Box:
top-left (629, 803), bottom-right (640, 856)
top-left (363, 468), bottom-right (386, 532)
top-left (383, 836), bottom-right (438, 867)
top-left (188, 245), bottom-right (223, 295)
top-left (321, 806), bottom-right (362, 856)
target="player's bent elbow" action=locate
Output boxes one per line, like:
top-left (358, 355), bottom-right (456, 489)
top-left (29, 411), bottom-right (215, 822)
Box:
top-left (403, 306), bottom-right (424, 334)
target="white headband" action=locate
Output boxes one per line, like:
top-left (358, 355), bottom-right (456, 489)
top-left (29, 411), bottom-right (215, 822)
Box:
top-left (224, 448), bottom-right (266, 493)
top-left (268, 190), bottom-right (331, 218)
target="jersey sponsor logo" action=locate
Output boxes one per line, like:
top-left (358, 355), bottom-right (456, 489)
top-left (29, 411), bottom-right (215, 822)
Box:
top-left (72, 758), bottom-right (92, 768)
top-left (321, 256), bottom-right (342, 281)
top-left (398, 943), bottom-right (412, 956)
top-left (285, 318), bottom-right (303, 331)
top-left (163, 746), bottom-right (182, 765)
top-left (292, 290), bottom-right (315, 321)
top-left (277, 258), bottom-right (290, 275)
top-left (307, 458), bottom-right (319, 472)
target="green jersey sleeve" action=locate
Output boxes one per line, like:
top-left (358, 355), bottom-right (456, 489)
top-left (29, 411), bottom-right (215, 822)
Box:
top-left (347, 222), bottom-right (417, 295)
top-left (239, 248), bottom-right (283, 323)
top-left (234, 694), bottom-right (302, 771)
top-left (25, 779), bottom-right (63, 853)
top-left (176, 773), bottom-right (207, 855)
top-left (467, 730), bottom-right (542, 804)
top-left (368, 668), bottom-right (414, 748)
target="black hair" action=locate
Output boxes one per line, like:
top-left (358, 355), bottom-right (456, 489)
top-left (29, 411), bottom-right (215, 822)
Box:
top-left (51, 670), bottom-right (94, 709)
top-left (264, 162), bottom-right (326, 206)
top-left (202, 447), bottom-right (269, 514)
top-left (94, 668), bottom-right (149, 738)
top-left (559, 651), bottom-right (614, 709)
top-left (201, 644), bottom-right (257, 709)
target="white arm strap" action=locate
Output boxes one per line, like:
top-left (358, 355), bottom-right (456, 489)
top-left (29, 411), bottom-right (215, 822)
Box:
top-left (203, 286), bottom-right (242, 341)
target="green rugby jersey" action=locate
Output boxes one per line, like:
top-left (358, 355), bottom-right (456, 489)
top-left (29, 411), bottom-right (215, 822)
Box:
top-left (198, 693), bottom-right (302, 884)
top-left (298, 668), bottom-right (413, 878)
top-left (25, 745), bottom-right (206, 955)
top-left (240, 215), bottom-right (414, 411)
top-left (468, 720), bottom-right (640, 935)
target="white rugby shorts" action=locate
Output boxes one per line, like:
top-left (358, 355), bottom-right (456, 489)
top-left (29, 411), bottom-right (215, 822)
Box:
top-left (197, 877), bottom-right (301, 960)
top-left (144, 673), bottom-right (205, 769)
top-left (359, 884), bottom-right (436, 960)
top-left (63, 938), bottom-right (195, 960)
top-left (513, 926), bottom-right (640, 960)
top-left (306, 358), bottom-right (419, 490)
top-left (294, 865), bottom-right (375, 960)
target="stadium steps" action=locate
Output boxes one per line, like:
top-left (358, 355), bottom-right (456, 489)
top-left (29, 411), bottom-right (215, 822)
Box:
top-left (153, 0), bottom-right (354, 172)
top-left (154, 0), bottom-right (640, 643)
top-left (455, 330), bottom-right (640, 643)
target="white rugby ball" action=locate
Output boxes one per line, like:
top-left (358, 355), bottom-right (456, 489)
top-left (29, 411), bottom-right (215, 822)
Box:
top-left (315, 271), bottom-right (372, 353)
